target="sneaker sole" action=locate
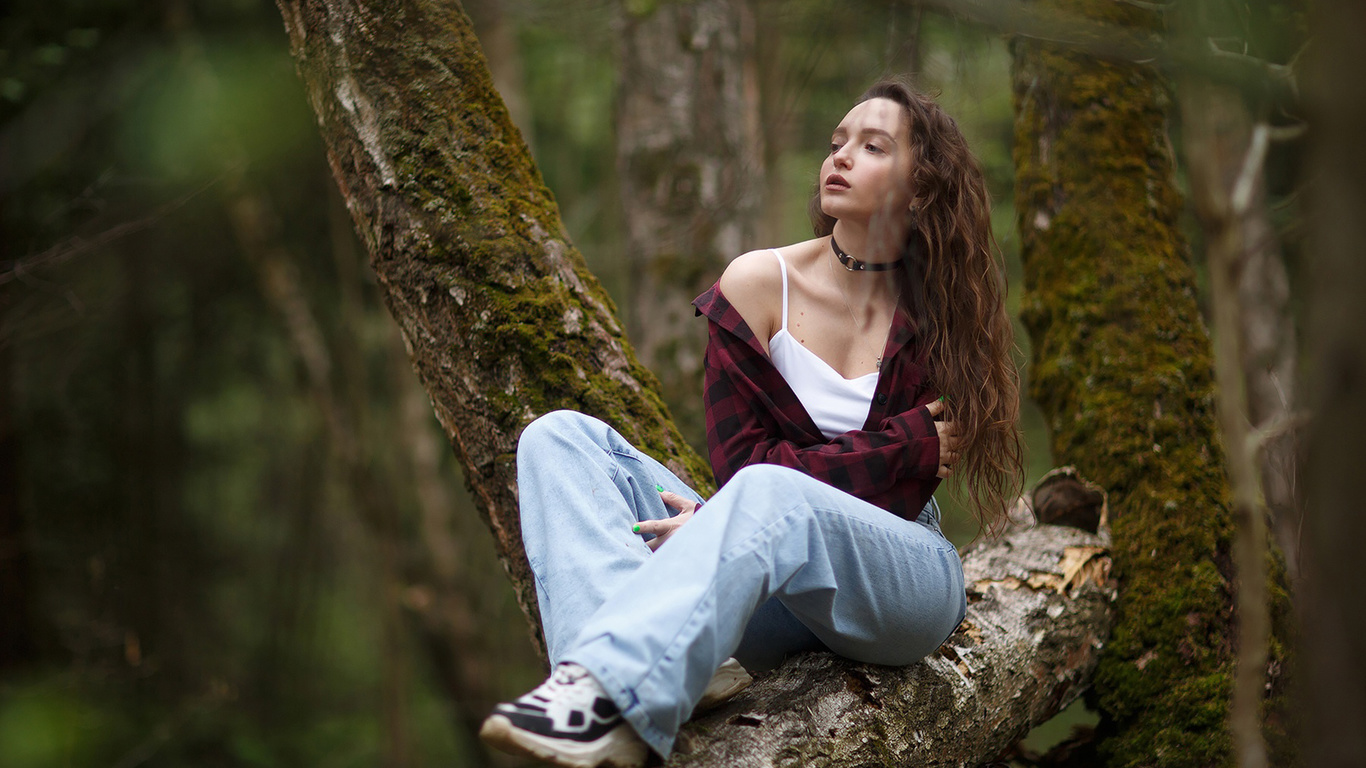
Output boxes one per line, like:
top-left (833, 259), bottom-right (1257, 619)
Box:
top-left (480, 713), bottom-right (648, 768)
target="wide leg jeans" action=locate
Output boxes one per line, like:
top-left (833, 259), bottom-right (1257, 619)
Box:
top-left (517, 410), bottom-right (966, 757)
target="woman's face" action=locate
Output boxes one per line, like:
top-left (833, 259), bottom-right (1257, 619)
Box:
top-left (818, 97), bottom-right (916, 226)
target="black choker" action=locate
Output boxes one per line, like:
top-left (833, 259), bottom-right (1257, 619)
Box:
top-left (831, 237), bottom-right (903, 272)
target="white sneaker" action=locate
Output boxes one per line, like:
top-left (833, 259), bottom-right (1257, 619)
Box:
top-left (480, 663), bottom-right (648, 768)
top-left (696, 657), bottom-right (753, 711)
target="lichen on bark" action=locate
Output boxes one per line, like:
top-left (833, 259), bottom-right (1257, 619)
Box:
top-left (1009, 0), bottom-right (1290, 763)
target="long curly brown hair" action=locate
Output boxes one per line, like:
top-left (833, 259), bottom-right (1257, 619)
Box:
top-left (810, 79), bottom-right (1024, 535)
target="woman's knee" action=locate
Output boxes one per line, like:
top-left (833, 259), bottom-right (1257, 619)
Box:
top-left (517, 410), bottom-right (606, 458)
top-left (726, 463), bottom-right (808, 496)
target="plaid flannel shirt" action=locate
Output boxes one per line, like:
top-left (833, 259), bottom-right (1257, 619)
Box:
top-left (692, 282), bottom-right (942, 522)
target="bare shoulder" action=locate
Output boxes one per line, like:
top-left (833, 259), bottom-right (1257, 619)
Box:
top-left (718, 248), bottom-right (785, 350)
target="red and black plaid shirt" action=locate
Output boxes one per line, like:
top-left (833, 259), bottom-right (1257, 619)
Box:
top-left (692, 282), bottom-right (942, 522)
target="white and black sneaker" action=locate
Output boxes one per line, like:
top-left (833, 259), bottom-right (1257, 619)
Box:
top-left (479, 663), bottom-right (648, 768)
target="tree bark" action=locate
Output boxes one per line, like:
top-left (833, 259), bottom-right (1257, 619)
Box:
top-left (1300, 0), bottom-right (1366, 763)
top-left (276, 1), bottom-right (1119, 763)
top-left (615, 0), bottom-right (764, 450)
top-left (1010, 1), bottom-right (1290, 763)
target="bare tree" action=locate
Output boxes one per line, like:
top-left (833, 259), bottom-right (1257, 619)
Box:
top-left (615, 0), bottom-right (764, 449)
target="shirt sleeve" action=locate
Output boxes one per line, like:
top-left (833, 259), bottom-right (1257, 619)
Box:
top-left (702, 321), bottom-right (941, 496)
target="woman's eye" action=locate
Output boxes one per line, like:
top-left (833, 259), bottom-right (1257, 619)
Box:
top-left (865, 143), bottom-right (883, 154)
top-left (829, 142), bottom-right (842, 154)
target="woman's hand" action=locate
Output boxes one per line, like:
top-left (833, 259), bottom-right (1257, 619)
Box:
top-left (634, 491), bottom-right (700, 551)
top-left (925, 399), bottom-right (961, 479)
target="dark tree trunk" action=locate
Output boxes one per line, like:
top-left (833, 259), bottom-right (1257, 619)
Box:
top-left (0, 311), bottom-right (38, 672)
top-left (615, 0), bottom-right (764, 451)
top-left (1301, 0), bottom-right (1366, 763)
top-left (1010, 1), bottom-right (1290, 763)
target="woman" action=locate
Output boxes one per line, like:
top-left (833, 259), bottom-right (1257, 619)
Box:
top-left (480, 79), bottom-right (1023, 768)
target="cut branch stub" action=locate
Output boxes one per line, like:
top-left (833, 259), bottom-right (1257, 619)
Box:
top-left (1029, 466), bottom-right (1109, 534)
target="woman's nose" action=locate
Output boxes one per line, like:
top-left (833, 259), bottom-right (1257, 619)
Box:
top-left (833, 150), bottom-right (852, 170)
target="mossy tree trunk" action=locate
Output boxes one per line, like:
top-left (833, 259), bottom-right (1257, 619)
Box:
top-left (615, 0), bottom-right (764, 451)
top-left (1010, 1), bottom-right (1289, 764)
top-left (272, 0), bottom-right (712, 659)
top-left (1301, 0), bottom-right (1366, 762)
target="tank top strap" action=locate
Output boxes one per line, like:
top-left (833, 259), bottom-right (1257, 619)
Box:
top-left (770, 249), bottom-right (789, 333)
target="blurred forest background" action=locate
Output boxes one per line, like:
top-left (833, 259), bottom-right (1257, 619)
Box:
top-left (0, 0), bottom-right (1333, 766)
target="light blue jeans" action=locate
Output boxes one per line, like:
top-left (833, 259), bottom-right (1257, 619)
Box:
top-left (518, 411), bottom-right (966, 757)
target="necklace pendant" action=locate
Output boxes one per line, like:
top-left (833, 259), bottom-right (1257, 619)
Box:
top-left (830, 235), bottom-right (903, 273)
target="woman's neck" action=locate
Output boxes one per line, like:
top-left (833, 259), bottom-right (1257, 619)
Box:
top-left (824, 225), bottom-right (903, 320)
top-left (830, 219), bottom-right (906, 266)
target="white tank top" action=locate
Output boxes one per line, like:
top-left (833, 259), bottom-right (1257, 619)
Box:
top-left (766, 250), bottom-right (878, 439)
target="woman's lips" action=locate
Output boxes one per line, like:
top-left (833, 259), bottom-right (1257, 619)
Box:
top-left (824, 174), bottom-right (850, 191)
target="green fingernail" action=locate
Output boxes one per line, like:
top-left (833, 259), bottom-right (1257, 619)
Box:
top-left (632, 525), bottom-right (641, 533)
top-left (938, 395), bottom-right (946, 402)
top-left (655, 484), bottom-right (664, 492)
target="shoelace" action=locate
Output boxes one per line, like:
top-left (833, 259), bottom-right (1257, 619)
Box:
top-left (525, 664), bottom-right (602, 710)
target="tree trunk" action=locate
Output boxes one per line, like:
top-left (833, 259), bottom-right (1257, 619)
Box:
top-left (1179, 77), bottom-right (1271, 768)
top-left (273, 0), bottom-right (714, 658)
top-left (276, 1), bottom-right (1117, 763)
top-left (615, 0), bottom-right (763, 451)
top-left (0, 305), bottom-right (38, 672)
top-left (1010, 1), bottom-right (1289, 763)
top-left (1232, 175), bottom-right (1298, 579)
top-left (1177, 4), bottom-right (1300, 585)
top-left (1300, 0), bottom-right (1366, 763)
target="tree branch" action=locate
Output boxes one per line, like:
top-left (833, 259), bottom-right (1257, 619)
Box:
top-left (915, 0), bottom-right (1298, 108)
